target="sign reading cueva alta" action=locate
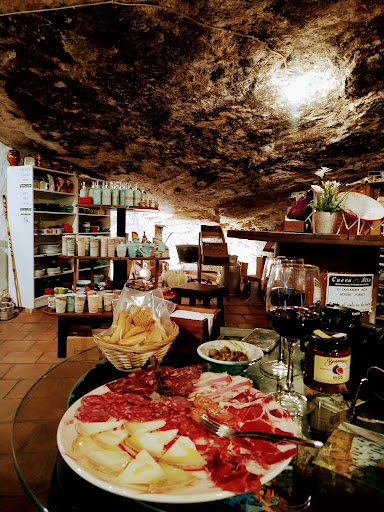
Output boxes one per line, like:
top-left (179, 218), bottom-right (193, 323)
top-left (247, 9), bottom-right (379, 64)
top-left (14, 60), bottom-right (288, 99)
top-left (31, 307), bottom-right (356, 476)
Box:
top-left (326, 273), bottom-right (374, 312)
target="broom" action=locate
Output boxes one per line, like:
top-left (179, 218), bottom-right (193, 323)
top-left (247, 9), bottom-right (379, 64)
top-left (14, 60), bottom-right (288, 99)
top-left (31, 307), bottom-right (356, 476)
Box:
top-left (2, 195), bottom-right (22, 310)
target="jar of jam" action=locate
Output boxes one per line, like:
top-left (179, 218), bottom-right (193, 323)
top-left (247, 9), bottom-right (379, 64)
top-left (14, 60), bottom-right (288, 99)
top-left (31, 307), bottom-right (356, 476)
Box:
top-left (304, 331), bottom-right (351, 393)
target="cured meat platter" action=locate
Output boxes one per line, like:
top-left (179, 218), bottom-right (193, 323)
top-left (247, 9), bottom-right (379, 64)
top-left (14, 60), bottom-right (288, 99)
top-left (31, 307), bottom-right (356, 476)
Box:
top-left (57, 365), bottom-right (297, 504)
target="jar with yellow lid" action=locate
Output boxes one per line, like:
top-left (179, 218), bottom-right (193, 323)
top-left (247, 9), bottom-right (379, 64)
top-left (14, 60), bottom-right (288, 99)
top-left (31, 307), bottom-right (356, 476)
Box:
top-left (304, 330), bottom-right (351, 393)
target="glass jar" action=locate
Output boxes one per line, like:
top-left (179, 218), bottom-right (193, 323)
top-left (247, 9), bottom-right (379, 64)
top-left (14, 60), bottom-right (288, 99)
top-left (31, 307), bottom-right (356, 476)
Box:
top-left (304, 331), bottom-right (351, 393)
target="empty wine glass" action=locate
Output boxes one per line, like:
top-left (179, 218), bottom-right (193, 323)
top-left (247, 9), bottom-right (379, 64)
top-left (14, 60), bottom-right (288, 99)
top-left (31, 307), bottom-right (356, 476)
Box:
top-left (260, 257), bottom-right (304, 378)
top-left (266, 263), bottom-right (322, 416)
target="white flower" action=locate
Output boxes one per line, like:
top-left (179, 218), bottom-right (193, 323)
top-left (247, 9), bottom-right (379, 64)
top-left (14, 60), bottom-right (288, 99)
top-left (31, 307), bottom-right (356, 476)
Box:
top-left (315, 166), bottom-right (332, 179)
top-left (323, 180), bottom-right (341, 194)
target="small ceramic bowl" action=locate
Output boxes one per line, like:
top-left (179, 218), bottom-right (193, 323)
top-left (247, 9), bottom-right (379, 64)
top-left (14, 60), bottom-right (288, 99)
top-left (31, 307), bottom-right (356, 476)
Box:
top-left (77, 280), bottom-right (92, 286)
top-left (197, 340), bottom-right (263, 375)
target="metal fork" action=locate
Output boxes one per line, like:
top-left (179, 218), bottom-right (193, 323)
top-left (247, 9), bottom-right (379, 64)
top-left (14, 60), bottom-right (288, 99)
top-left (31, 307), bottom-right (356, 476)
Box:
top-left (149, 356), bottom-right (174, 396)
top-left (197, 414), bottom-right (323, 449)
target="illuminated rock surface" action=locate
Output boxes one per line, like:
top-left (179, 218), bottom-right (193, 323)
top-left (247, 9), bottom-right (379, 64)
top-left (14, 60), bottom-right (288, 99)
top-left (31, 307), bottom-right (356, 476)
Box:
top-left (0, 0), bottom-right (383, 229)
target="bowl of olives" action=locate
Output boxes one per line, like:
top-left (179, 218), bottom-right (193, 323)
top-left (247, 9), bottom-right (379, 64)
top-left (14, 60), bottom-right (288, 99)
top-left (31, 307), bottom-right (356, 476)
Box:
top-left (197, 340), bottom-right (263, 374)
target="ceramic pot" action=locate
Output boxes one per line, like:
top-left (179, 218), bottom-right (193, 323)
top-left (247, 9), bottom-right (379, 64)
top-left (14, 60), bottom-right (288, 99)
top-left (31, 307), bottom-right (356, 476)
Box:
top-left (139, 262), bottom-right (151, 280)
top-left (7, 148), bottom-right (20, 166)
top-left (312, 211), bottom-right (341, 234)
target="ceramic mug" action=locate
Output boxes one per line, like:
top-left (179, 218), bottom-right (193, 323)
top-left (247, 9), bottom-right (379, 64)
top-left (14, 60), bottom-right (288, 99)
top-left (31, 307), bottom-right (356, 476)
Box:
top-left (139, 245), bottom-right (152, 258)
top-left (54, 287), bottom-right (68, 295)
top-left (66, 293), bottom-right (75, 312)
top-left (127, 243), bottom-right (138, 257)
top-left (55, 294), bottom-right (67, 313)
top-left (116, 243), bottom-right (127, 257)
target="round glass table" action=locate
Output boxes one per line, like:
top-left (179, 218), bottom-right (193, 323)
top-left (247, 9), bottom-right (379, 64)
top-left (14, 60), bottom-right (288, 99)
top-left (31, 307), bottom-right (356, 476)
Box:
top-left (12, 341), bottom-right (384, 512)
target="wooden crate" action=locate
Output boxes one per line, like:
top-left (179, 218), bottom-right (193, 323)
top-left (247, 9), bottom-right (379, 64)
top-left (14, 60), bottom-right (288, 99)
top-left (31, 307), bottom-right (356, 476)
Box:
top-left (170, 305), bottom-right (221, 354)
top-left (67, 332), bottom-right (103, 360)
top-left (200, 225), bottom-right (224, 239)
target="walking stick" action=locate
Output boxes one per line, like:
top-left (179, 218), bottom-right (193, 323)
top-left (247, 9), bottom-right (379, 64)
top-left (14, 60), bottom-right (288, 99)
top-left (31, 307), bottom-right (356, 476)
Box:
top-left (2, 195), bottom-right (21, 310)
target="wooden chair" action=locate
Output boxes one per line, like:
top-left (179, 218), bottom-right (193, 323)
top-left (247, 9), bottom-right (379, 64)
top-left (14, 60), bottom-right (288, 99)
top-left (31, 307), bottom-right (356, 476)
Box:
top-left (198, 225), bottom-right (229, 292)
top-left (170, 282), bottom-right (226, 326)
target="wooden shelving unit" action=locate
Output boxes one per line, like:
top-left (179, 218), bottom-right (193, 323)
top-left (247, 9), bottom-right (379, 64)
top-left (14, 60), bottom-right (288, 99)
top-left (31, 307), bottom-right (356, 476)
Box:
top-left (7, 165), bottom-right (78, 309)
top-left (60, 255), bottom-right (169, 290)
top-left (227, 229), bottom-right (384, 323)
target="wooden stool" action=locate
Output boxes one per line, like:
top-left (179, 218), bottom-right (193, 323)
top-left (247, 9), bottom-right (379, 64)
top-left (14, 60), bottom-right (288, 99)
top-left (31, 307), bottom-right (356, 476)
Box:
top-left (171, 283), bottom-right (226, 326)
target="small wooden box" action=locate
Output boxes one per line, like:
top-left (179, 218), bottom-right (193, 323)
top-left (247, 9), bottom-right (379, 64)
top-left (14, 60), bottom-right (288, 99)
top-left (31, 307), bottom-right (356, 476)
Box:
top-left (201, 225), bottom-right (224, 239)
top-left (170, 305), bottom-right (220, 354)
top-left (284, 219), bottom-right (305, 232)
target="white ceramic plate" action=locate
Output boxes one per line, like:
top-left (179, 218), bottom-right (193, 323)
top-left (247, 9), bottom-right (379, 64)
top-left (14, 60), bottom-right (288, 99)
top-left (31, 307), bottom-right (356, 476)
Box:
top-left (197, 340), bottom-right (264, 367)
top-left (339, 191), bottom-right (384, 221)
top-left (57, 383), bottom-right (293, 504)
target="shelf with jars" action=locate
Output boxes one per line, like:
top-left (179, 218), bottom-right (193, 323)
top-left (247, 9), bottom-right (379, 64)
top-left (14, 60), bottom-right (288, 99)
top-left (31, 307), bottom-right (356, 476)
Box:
top-left (77, 174), bottom-right (159, 210)
top-left (6, 164), bottom-right (79, 308)
top-left (6, 161), bottom-right (164, 308)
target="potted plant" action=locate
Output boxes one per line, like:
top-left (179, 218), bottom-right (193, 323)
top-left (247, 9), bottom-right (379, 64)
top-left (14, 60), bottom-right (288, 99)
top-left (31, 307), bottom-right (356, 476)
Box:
top-left (311, 167), bottom-right (347, 234)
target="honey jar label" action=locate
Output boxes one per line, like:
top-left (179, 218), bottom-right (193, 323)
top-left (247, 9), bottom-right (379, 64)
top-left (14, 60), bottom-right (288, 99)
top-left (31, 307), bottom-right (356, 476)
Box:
top-left (313, 355), bottom-right (351, 384)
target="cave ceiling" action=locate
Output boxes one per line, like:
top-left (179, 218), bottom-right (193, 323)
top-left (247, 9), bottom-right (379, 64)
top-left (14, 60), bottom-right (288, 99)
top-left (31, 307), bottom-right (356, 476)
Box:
top-left (0, 0), bottom-right (383, 230)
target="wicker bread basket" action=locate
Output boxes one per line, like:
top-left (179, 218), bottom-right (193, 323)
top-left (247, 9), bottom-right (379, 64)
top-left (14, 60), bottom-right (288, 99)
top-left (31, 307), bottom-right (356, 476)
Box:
top-left (93, 321), bottom-right (179, 371)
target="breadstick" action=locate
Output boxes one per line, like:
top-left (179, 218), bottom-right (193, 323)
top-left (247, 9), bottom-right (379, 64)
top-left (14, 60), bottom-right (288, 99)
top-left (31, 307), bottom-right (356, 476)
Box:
top-left (124, 316), bottom-right (132, 335)
top-left (118, 333), bottom-right (147, 346)
top-left (145, 325), bottom-right (163, 343)
top-left (109, 312), bottom-right (127, 343)
top-left (112, 310), bottom-right (124, 328)
top-left (122, 325), bottom-right (148, 339)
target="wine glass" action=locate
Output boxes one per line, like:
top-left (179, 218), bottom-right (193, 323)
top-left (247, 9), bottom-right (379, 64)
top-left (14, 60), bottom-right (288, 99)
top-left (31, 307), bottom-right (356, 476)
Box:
top-left (266, 263), bottom-right (322, 416)
top-left (260, 257), bottom-right (304, 378)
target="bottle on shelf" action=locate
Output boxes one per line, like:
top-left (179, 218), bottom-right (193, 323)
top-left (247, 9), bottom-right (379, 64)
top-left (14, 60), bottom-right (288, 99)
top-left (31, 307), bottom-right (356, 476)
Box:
top-left (93, 181), bottom-right (102, 205)
top-left (39, 175), bottom-right (48, 191)
top-left (111, 182), bottom-right (120, 205)
top-left (120, 183), bottom-right (126, 206)
top-left (125, 183), bottom-right (134, 206)
top-left (133, 184), bottom-right (141, 207)
top-left (89, 182), bottom-right (95, 202)
top-left (79, 182), bottom-right (88, 198)
top-left (141, 188), bottom-right (148, 206)
top-left (102, 182), bottom-right (112, 205)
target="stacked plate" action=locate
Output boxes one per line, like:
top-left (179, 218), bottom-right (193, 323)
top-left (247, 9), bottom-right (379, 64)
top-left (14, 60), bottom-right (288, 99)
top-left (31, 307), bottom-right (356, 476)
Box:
top-left (39, 244), bottom-right (60, 255)
top-left (34, 268), bottom-right (45, 277)
top-left (47, 266), bottom-right (61, 275)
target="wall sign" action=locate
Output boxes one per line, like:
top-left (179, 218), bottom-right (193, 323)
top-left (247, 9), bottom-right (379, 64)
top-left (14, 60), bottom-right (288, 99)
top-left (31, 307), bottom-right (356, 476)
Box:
top-left (326, 273), bottom-right (374, 312)
top-left (16, 166), bottom-right (33, 223)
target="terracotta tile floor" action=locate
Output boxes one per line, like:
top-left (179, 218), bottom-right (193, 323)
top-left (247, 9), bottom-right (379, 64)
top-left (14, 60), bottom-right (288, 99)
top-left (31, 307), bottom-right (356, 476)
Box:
top-left (0, 296), bottom-right (268, 511)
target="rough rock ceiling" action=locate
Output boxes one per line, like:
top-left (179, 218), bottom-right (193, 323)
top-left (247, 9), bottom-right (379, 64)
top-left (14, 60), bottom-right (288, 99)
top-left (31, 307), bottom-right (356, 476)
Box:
top-left (1, 0), bottom-right (383, 229)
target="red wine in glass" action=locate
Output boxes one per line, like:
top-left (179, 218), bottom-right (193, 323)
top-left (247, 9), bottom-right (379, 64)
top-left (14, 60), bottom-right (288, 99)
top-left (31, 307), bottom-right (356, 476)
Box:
top-left (269, 286), bottom-right (304, 307)
top-left (266, 263), bottom-right (322, 416)
top-left (268, 306), bottom-right (320, 340)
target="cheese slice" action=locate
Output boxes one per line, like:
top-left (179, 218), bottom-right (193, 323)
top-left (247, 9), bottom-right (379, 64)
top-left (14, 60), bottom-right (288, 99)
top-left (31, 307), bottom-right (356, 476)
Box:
top-left (73, 435), bottom-right (131, 475)
top-left (125, 420), bottom-right (166, 434)
top-left (159, 462), bottom-right (196, 489)
top-left (313, 329), bottom-right (332, 339)
top-left (117, 449), bottom-right (165, 485)
top-left (92, 428), bottom-right (128, 449)
top-left (124, 429), bottom-right (178, 459)
top-left (76, 420), bottom-right (125, 436)
top-left (159, 436), bottom-right (206, 469)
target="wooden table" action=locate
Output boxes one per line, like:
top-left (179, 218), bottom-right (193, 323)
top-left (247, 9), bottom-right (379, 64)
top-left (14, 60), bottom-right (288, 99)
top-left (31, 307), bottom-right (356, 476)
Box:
top-left (42, 306), bottom-right (113, 358)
